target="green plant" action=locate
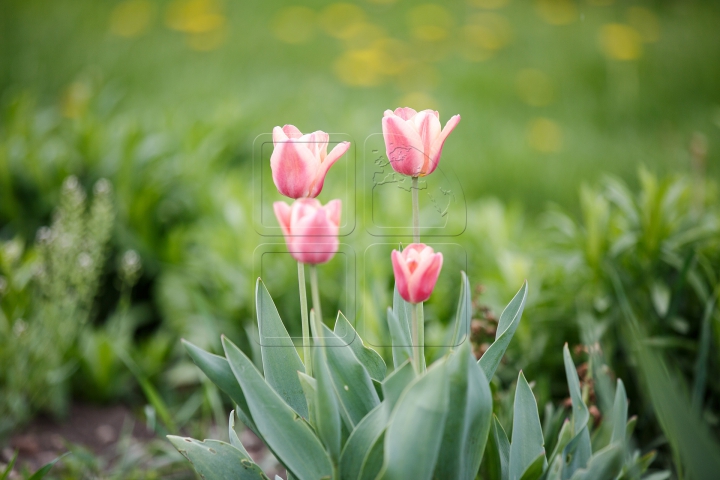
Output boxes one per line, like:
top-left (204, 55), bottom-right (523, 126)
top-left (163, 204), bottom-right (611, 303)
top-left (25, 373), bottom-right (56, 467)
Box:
top-left (0, 176), bottom-right (113, 432)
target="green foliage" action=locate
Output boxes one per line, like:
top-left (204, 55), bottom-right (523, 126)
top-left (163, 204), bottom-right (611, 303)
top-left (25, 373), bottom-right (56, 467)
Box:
top-left (0, 177), bottom-right (114, 431)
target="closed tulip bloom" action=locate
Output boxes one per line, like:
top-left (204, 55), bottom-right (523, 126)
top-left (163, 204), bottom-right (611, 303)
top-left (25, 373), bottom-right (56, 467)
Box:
top-left (382, 108), bottom-right (460, 177)
top-left (274, 198), bottom-right (341, 265)
top-left (271, 125), bottom-right (350, 199)
top-left (391, 243), bottom-right (443, 304)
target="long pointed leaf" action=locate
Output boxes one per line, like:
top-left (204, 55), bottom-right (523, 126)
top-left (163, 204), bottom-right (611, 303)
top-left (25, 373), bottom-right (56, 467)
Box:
top-left (381, 359), bottom-right (414, 410)
top-left (334, 311), bottom-right (386, 381)
top-left (561, 344), bottom-right (591, 477)
top-left (312, 311), bottom-right (342, 464)
top-left (487, 415), bottom-right (511, 480)
top-left (229, 410), bottom-right (253, 459)
top-left (509, 371), bottom-right (546, 480)
top-left (340, 403), bottom-right (390, 480)
top-left (451, 271), bottom-right (472, 347)
top-left (222, 336), bottom-right (332, 480)
top-left (479, 281), bottom-right (528, 380)
top-left (256, 279), bottom-right (307, 419)
top-left (168, 437), bottom-right (268, 480)
top-left (610, 379), bottom-right (627, 445)
top-left (386, 307), bottom-right (412, 369)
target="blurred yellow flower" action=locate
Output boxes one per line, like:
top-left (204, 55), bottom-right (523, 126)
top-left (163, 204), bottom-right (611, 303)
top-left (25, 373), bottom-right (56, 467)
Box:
top-left (460, 12), bottom-right (512, 61)
top-left (61, 82), bottom-right (92, 119)
top-left (341, 22), bottom-right (387, 49)
top-left (165, 0), bottom-right (225, 34)
top-left (534, 0), bottom-right (578, 26)
top-left (527, 117), bottom-right (563, 153)
top-left (109, 0), bottom-right (155, 38)
top-left (627, 7), bottom-right (660, 43)
top-left (334, 48), bottom-right (386, 86)
top-left (467, 0), bottom-right (510, 9)
top-left (271, 6), bottom-right (316, 44)
top-left (397, 92), bottom-right (439, 111)
top-left (599, 23), bottom-right (642, 60)
top-left (319, 3), bottom-right (366, 39)
top-left (407, 4), bottom-right (454, 42)
top-left (516, 69), bottom-right (554, 106)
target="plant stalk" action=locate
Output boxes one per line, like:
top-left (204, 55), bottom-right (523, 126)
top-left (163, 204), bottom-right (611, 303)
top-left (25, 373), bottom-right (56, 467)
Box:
top-left (412, 176), bottom-right (420, 244)
top-left (309, 264), bottom-right (323, 325)
top-left (411, 302), bottom-right (425, 374)
top-left (297, 262), bottom-right (312, 377)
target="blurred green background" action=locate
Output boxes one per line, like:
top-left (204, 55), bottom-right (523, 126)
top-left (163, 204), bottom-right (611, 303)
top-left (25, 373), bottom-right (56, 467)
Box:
top-left (1, 0), bottom-right (719, 477)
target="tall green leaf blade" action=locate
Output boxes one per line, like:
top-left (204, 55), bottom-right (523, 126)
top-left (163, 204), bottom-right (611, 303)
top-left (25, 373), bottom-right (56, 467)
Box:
top-left (451, 271), bottom-right (472, 346)
top-left (561, 344), bottom-right (591, 477)
top-left (229, 410), bottom-right (252, 459)
top-left (222, 336), bottom-right (332, 480)
top-left (26, 453), bottom-right (69, 480)
top-left (168, 437), bottom-right (269, 480)
top-left (479, 281), bottom-right (528, 380)
top-left (334, 311), bottom-right (386, 381)
top-left (298, 372), bottom-right (318, 428)
top-left (487, 415), bottom-right (511, 480)
top-left (560, 430), bottom-right (591, 480)
top-left (610, 379), bottom-right (627, 445)
top-left (256, 279), bottom-right (307, 419)
top-left (312, 312), bottom-right (342, 464)
top-left (567, 444), bottom-right (624, 480)
top-left (381, 359), bottom-right (414, 410)
top-left (183, 340), bottom-right (257, 435)
top-left (509, 372), bottom-right (546, 480)
top-left (340, 403), bottom-right (390, 480)
top-left (386, 307), bottom-right (412, 369)
top-left (434, 341), bottom-right (493, 480)
top-left (519, 454), bottom-right (546, 480)
top-left (358, 430), bottom-right (385, 480)
top-left (377, 360), bottom-right (450, 480)
top-left (321, 322), bottom-right (380, 428)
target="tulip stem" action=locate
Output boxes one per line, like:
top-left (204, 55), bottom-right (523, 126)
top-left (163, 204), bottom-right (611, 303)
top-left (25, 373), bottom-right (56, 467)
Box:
top-left (309, 264), bottom-right (323, 326)
top-left (412, 176), bottom-right (420, 244)
top-left (411, 302), bottom-right (425, 374)
top-left (298, 262), bottom-right (312, 377)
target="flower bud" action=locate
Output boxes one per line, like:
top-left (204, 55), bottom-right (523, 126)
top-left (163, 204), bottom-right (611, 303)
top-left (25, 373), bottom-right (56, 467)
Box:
top-left (391, 243), bottom-right (443, 304)
top-left (274, 198), bottom-right (341, 265)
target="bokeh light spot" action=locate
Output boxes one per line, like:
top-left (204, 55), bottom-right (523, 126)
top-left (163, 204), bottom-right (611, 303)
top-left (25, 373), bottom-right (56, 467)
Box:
top-left (109, 0), bottom-right (155, 38)
top-left (165, 0), bottom-right (225, 34)
top-left (341, 22), bottom-right (387, 49)
top-left (319, 3), bottom-right (367, 39)
top-left (334, 48), bottom-right (385, 86)
top-left (407, 4), bottom-right (454, 42)
top-left (467, 0), bottom-right (510, 9)
top-left (271, 6), bottom-right (316, 44)
top-left (599, 23), bottom-right (643, 61)
top-left (61, 82), bottom-right (92, 119)
top-left (534, 0), bottom-right (578, 26)
top-left (460, 13), bottom-right (513, 61)
top-left (516, 69), bottom-right (554, 106)
top-left (527, 117), bottom-right (563, 153)
top-left (627, 7), bottom-right (660, 43)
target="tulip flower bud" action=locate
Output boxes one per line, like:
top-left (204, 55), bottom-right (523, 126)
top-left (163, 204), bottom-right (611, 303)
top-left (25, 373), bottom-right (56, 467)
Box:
top-left (381, 107), bottom-right (460, 177)
top-left (274, 198), bottom-right (341, 265)
top-left (391, 243), bottom-right (443, 304)
top-left (271, 125), bottom-right (350, 199)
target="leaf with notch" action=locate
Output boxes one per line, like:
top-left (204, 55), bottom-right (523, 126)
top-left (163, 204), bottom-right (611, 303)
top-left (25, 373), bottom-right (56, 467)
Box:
top-left (168, 436), bottom-right (268, 480)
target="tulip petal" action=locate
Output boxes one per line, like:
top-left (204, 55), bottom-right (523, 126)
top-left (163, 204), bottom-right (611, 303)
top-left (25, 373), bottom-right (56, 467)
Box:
top-left (302, 131), bottom-right (330, 160)
top-left (392, 249), bottom-right (413, 303)
top-left (273, 201), bottom-right (293, 237)
top-left (382, 116), bottom-right (426, 177)
top-left (324, 199), bottom-right (342, 227)
top-left (393, 107), bottom-right (418, 121)
top-left (411, 111), bottom-right (442, 173)
top-left (427, 114), bottom-right (461, 176)
top-left (282, 124), bottom-right (303, 139)
top-left (408, 251), bottom-right (443, 303)
top-left (309, 141), bottom-right (350, 198)
top-left (273, 126), bottom-right (288, 146)
top-left (271, 141), bottom-right (321, 198)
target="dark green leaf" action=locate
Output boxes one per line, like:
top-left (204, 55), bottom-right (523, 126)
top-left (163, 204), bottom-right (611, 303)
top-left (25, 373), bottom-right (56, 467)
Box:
top-left (568, 444), bottom-right (623, 480)
top-left (509, 372), bottom-right (546, 480)
top-left (256, 279), bottom-right (307, 419)
top-left (519, 453), bottom-right (546, 480)
top-left (222, 336), bottom-right (332, 480)
top-left (340, 403), bottom-right (389, 480)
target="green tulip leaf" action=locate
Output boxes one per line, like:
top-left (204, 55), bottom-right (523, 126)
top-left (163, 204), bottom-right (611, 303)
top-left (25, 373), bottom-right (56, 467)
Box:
top-left (312, 311), bottom-right (342, 464)
top-left (340, 402), bottom-right (390, 480)
top-left (334, 311), bottom-right (386, 381)
top-left (381, 359), bottom-right (415, 410)
top-left (519, 453), bottom-right (546, 480)
top-left (434, 341), bottom-right (493, 480)
top-left (509, 371), bottom-right (546, 480)
top-left (26, 452), bottom-right (69, 480)
top-left (358, 430), bottom-right (385, 480)
top-left (222, 336), bottom-right (332, 480)
top-left (451, 271), bottom-right (472, 347)
top-left (568, 444), bottom-right (624, 480)
top-left (386, 307), bottom-right (412, 369)
top-left (228, 410), bottom-right (252, 459)
top-left (610, 379), bottom-right (628, 445)
top-left (478, 281), bottom-right (528, 380)
top-left (183, 340), bottom-right (257, 436)
top-left (168, 437), bottom-right (268, 480)
top-left (561, 344), bottom-right (591, 476)
top-left (376, 359), bottom-right (450, 480)
top-left (256, 279), bottom-right (308, 419)
top-left (298, 371), bottom-right (318, 428)
top-left (487, 415), bottom-right (511, 480)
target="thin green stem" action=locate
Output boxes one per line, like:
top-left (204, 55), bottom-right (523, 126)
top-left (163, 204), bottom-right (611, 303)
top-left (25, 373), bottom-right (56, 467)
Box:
top-left (298, 262), bottom-right (312, 377)
top-left (416, 302), bottom-right (425, 373)
top-left (309, 264), bottom-right (323, 325)
top-left (412, 176), bottom-right (420, 244)
top-left (411, 302), bottom-right (420, 374)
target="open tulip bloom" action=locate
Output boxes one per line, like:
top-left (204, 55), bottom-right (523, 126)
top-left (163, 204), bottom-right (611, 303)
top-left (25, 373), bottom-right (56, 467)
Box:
top-left (271, 125), bottom-right (350, 199)
top-left (382, 107), bottom-right (461, 177)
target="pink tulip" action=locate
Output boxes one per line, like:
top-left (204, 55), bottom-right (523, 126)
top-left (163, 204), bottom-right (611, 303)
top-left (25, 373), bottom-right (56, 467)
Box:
top-left (273, 198), bottom-right (341, 265)
top-left (271, 125), bottom-right (351, 199)
top-left (382, 108), bottom-right (460, 177)
top-left (391, 243), bottom-right (443, 304)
